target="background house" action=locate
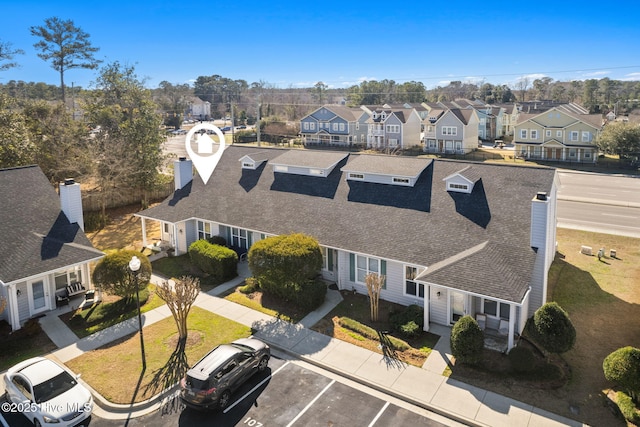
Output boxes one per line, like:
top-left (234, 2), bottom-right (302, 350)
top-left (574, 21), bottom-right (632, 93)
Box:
top-left (300, 105), bottom-right (368, 147)
top-left (137, 147), bottom-right (557, 350)
top-left (0, 166), bottom-right (104, 331)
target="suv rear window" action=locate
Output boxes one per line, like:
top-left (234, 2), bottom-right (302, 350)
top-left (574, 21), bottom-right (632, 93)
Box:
top-left (185, 375), bottom-right (209, 391)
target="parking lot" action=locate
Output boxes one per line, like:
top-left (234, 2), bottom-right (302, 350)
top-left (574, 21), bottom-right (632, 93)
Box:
top-left (1, 356), bottom-right (461, 427)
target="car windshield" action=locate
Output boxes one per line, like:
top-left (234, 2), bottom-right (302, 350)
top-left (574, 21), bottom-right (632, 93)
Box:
top-left (185, 375), bottom-right (209, 391)
top-left (32, 371), bottom-right (77, 403)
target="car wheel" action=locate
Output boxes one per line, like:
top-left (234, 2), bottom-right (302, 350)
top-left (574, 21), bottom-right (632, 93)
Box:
top-left (218, 390), bottom-right (231, 410)
top-left (257, 356), bottom-right (269, 372)
top-left (33, 418), bottom-right (42, 427)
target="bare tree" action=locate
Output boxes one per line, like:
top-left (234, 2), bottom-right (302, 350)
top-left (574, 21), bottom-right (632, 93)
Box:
top-left (30, 17), bottom-right (101, 103)
top-left (365, 273), bottom-right (385, 322)
top-left (156, 276), bottom-right (201, 342)
top-left (514, 76), bottom-right (531, 102)
top-left (0, 39), bottom-right (24, 71)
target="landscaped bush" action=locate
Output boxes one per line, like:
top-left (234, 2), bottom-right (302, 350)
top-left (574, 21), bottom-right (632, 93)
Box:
top-left (338, 317), bottom-right (410, 351)
top-left (508, 345), bottom-right (535, 373)
top-left (528, 302), bottom-right (576, 355)
top-left (189, 239), bottom-right (238, 281)
top-left (239, 277), bottom-right (259, 294)
top-left (603, 346), bottom-right (640, 402)
top-left (400, 321), bottom-right (421, 338)
top-left (616, 391), bottom-right (640, 424)
top-left (248, 233), bottom-right (324, 310)
top-left (450, 315), bottom-right (484, 365)
top-left (206, 235), bottom-right (227, 247)
top-left (389, 304), bottom-right (424, 335)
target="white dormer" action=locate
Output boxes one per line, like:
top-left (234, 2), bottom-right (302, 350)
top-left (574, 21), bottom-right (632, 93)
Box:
top-left (239, 154), bottom-right (268, 170)
top-left (443, 166), bottom-right (482, 194)
top-left (342, 155), bottom-right (431, 187)
top-left (269, 151), bottom-right (348, 177)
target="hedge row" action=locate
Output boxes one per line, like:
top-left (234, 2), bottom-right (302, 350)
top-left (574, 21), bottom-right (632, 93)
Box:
top-left (188, 239), bottom-right (238, 281)
top-left (338, 317), bottom-right (410, 351)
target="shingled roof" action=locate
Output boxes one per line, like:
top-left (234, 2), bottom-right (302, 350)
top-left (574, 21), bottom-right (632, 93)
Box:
top-left (138, 146), bottom-right (556, 302)
top-left (0, 166), bottom-right (104, 284)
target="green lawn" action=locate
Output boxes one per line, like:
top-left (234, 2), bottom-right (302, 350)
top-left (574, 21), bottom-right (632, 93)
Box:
top-left (60, 284), bottom-right (165, 338)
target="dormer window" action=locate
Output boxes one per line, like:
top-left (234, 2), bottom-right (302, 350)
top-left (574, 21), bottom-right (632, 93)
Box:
top-left (239, 154), bottom-right (268, 170)
top-left (392, 177), bottom-right (410, 185)
top-left (348, 173), bottom-right (364, 180)
top-left (448, 183), bottom-right (469, 191)
top-left (242, 162), bottom-right (253, 169)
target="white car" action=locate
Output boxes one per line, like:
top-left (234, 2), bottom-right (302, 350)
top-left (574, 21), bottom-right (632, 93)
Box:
top-left (3, 357), bottom-right (93, 426)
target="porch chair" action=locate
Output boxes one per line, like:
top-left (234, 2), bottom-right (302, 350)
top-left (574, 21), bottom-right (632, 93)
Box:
top-left (475, 313), bottom-right (486, 330)
top-left (498, 319), bottom-right (509, 336)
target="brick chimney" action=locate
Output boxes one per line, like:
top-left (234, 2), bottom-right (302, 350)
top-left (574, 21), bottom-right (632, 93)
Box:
top-left (174, 157), bottom-right (193, 190)
top-left (59, 178), bottom-right (84, 230)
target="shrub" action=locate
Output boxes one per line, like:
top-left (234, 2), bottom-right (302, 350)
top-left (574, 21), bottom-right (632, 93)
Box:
top-left (450, 315), bottom-right (484, 365)
top-left (207, 235), bottom-right (227, 247)
top-left (248, 233), bottom-right (323, 308)
top-left (529, 302), bottom-right (576, 354)
top-left (92, 250), bottom-right (152, 298)
top-left (604, 346), bottom-right (640, 401)
top-left (616, 391), bottom-right (640, 424)
top-left (389, 304), bottom-right (424, 332)
top-left (189, 239), bottom-right (238, 282)
top-left (508, 346), bottom-right (535, 373)
top-left (399, 320), bottom-right (420, 338)
top-left (239, 277), bottom-right (259, 294)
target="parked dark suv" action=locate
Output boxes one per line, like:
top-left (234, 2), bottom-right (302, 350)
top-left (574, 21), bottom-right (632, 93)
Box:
top-left (180, 338), bottom-right (270, 410)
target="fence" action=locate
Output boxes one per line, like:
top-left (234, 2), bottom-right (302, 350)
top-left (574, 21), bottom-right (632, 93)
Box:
top-left (82, 181), bottom-right (174, 212)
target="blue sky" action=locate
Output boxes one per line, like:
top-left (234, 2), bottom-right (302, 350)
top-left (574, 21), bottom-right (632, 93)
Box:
top-left (1, 0), bottom-right (639, 90)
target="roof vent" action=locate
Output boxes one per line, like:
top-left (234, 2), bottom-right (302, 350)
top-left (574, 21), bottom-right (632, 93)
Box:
top-left (64, 178), bottom-right (75, 186)
top-left (536, 192), bottom-right (547, 201)
top-left (179, 156), bottom-right (187, 161)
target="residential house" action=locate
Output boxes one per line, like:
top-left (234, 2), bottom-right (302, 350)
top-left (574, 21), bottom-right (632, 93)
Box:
top-left (300, 105), bottom-right (368, 147)
top-left (514, 106), bottom-right (603, 163)
top-left (188, 98), bottom-right (211, 120)
top-left (136, 147), bottom-right (558, 350)
top-left (362, 106), bottom-right (422, 150)
top-left (423, 108), bottom-right (480, 154)
top-left (0, 166), bottom-right (104, 331)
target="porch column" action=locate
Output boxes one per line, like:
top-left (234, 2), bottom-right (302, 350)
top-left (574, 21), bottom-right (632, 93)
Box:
top-left (9, 284), bottom-right (20, 331)
top-left (423, 289), bottom-right (430, 332)
top-left (507, 304), bottom-right (516, 350)
top-left (141, 217), bottom-right (148, 247)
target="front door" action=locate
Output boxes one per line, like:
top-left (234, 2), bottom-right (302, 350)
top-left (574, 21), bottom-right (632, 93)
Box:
top-left (450, 291), bottom-right (466, 324)
top-left (28, 279), bottom-right (48, 315)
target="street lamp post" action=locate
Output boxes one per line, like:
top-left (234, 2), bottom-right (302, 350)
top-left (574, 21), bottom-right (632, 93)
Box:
top-left (129, 256), bottom-right (146, 370)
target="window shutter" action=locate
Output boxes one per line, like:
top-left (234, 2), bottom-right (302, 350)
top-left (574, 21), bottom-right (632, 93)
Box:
top-left (328, 249), bottom-right (334, 272)
top-left (349, 253), bottom-right (355, 282)
top-left (381, 260), bottom-right (387, 289)
top-left (248, 231), bottom-right (253, 248)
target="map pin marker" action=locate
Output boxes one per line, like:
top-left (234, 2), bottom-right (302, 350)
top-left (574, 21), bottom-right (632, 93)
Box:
top-left (184, 123), bottom-right (227, 185)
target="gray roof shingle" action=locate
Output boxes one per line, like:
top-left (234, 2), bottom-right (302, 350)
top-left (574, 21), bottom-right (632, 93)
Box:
top-left (0, 166), bottom-right (104, 284)
top-left (138, 146), bottom-right (556, 303)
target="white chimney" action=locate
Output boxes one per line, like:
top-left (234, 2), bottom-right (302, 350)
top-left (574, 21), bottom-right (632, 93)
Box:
top-left (175, 157), bottom-right (193, 190)
top-left (60, 178), bottom-right (84, 231)
top-left (530, 192), bottom-right (549, 250)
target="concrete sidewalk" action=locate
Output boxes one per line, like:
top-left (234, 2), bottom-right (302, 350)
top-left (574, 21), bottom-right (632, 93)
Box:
top-left (35, 264), bottom-right (586, 427)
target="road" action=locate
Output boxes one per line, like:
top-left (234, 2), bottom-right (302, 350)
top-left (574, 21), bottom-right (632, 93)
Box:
top-left (2, 356), bottom-right (463, 427)
top-left (557, 170), bottom-right (640, 238)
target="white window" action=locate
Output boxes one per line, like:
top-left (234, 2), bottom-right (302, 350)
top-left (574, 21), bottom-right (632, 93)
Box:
top-left (530, 130), bottom-right (538, 140)
top-left (545, 130), bottom-right (551, 137)
top-left (303, 122), bottom-right (310, 131)
top-left (231, 227), bottom-right (248, 249)
top-left (582, 131), bottom-right (590, 142)
top-left (405, 266), bottom-right (424, 298)
top-left (356, 255), bottom-right (380, 283)
top-left (242, 162), bottom-right (254, 169)
top-left (556, 130), bottom-right (562, 138)
top-left (332, 123), bottom-right (338, 131)
top-left (520, 129), bottom-right (528, 139)
top-left (339, 123), bottom-right (346, 131)
top-left (388, 139), bottom-right (399, 147)
top-left (479, 118), bottom-right (486, 125)
top-left (569, 148), bottom-right (577, 157)
top-left (393, 177), bottom-right (410, 185)
top-left (348, 172), bottom-right (364, 180)
top-left (197, 220), bottom-right (212, 240)
top-left (54, 267), bottom-right (83, 293)
top-left (386, 124), bottom-right (400, 133)
top-left (442, 126), bottom-right (457, 136)
top-left (483, 299), bottom-right (510, 320)
top-left (584, 151), bottom-right (591, 158)
top-left (309, 122), bottom-right (315, 130)
top-left (448, 183), bottom-right (468, 191)
top-left (356, 122), bottom-right (360, 130)
top-left (570, 131), bottom-right (579, 141)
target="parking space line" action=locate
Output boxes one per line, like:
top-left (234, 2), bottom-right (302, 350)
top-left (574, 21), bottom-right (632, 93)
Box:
top-left (368, 401), bottom-right (390, 427)
top-left (223, 361), bottom-right (290, 413)
top-left (285, 379), bottom-right (335, 427)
